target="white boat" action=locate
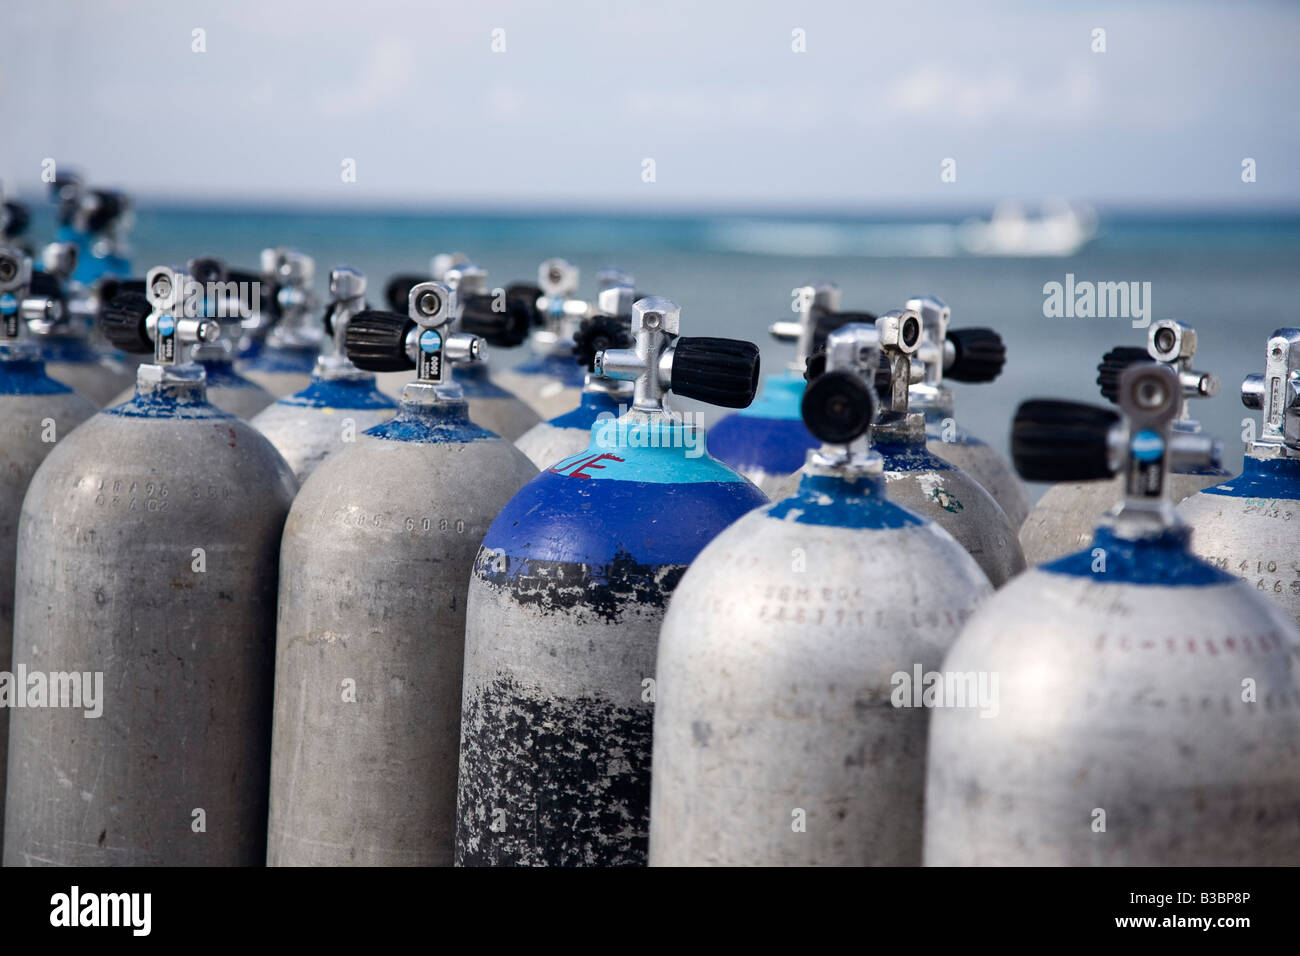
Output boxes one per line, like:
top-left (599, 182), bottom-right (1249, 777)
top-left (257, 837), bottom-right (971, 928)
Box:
top-left (958, 200), bottom-right (1097, 257)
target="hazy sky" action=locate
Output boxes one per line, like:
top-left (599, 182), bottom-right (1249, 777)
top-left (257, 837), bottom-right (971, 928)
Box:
top-left (1, 0), bottom-right (1296, 209)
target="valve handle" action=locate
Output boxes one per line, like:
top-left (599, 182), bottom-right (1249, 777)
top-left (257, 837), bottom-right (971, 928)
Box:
top-left (459, 291), bottom-right (531, 347)
top-left (1096, 346), bottom-right (1152, 403)
top-left (99, 291), bottom-right (155, 353)
top-left (802, 369), bottom-right (875, 444)
top-left (811, 309), bottom-right (876, 355)
top-left (1011, 399), bottom-right (1120, 482)
top-left (946, 327), bottom-right (1006, 383)
top-left (670, 336), bottom-right (761, 408)
top-left (345, 309), bottom-right (415, 371)
top-left (384, 274), bottom-right (429, 314)
top-left (2, 201), bottom-right (30, 239)
top-left (573, 314), bottom-right (632, 371)
top-left (504, 282), bottom-right (544, 327)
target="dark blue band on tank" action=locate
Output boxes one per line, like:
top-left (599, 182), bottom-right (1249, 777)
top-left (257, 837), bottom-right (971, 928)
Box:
top-left (873, 440), bottom-right (958, 473)
top-left (1041, 525), bottom-right (1234, 586)
top-left (1200, 455), bottom-right (1300, 498)
top-left (767, 472), bottom-right (926, 529)
top-left (512, 353), bottom-right (587, 388)
top-left (549, 390), bottom-right (628, 431)
top-left (0, 358), bottom-right (73, 395)
top-left (199, 358), bottom-right (262, 389)
top-left (366, 400), bottom-right (496, 444)
top-left (38, 339), bottom-right (105, 364)
top-left (453, 362), bottom-right (513, 399)
top-left (707, 414), bottom-right (819, 476)
top-left (279, 377), bottom-right (397, 410)
top-left (242, 345), bottom-right (319, 374)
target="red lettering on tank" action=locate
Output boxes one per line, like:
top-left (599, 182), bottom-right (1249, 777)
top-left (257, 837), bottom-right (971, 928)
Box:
top-left (549, 453), bottom-right (625, 479)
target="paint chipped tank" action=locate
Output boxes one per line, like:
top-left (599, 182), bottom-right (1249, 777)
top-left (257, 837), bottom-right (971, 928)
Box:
top-left (2, 270), bottom-right (296, 865)
top-left (456, 296), bottom-right (766, 866)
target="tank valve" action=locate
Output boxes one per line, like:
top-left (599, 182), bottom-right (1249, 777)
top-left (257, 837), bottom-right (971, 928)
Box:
top-left (1097, 319), bottom-right (1219, 414)
top-left (101, 265), bottom-right (220, 366)
top-left (770, 281), bottom-right (880, 372)
top-left (0, 248), bottom-right (66, 344)
top-left (346, 280), bottom-right (484, 396)
top-left (259, 247), bottom-right (318, 346)
top-left (593, 297), bottom-right (761, 413)
top-left (1240, 327), bottom-right (1300, 459)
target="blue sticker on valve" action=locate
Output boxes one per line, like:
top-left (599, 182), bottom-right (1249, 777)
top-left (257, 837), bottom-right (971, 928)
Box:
top-left (0, 293), bottom-right (16, 315)
top-left (157, 314), bottom-right (176, 336)
top-left (420, 329), bottom-right (442, 353)
top-left (1132, 429), bottom-right (1163, 462)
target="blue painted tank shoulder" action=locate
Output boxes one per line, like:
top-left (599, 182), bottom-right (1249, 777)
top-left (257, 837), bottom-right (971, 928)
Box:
top-left (548, 390), bottom-right (629, 431)
top-left (279, 376), bottom-right (398, 410)
top-left (874, 439), bottom-right (957, 474)
top-left (454, 363), bottom-right (513, 399)
top-left (105, 389), bottom-right (235, 420)
top-left (512, 352), bottom-right (587, 388)
top-left (766, 472), bottom-right (925, 530)
top-left (708, 413), bottom-right (818, 477)
top-left (0, 357), bottom-right (74, 395)
top-left (366, 399), bottom-right (497, 444)
top-left (1199, 455), bottom-right (1300, 499)
top-left (241, 344), bottom-right (319, 375)
top-left (1041, 525), bottom-right (1234, 587)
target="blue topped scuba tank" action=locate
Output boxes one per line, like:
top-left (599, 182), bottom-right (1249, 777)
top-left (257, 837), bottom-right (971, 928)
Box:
top-left (650, 319), bottom-right (992, 866)
top-left (1020, 319), bottom-right (1230, 564)
top-left (1178, 327), bottom-right (1300, 627)
top-left (514, 281), bottom-right (636, 469)
top-left (238, 247), bottom-right (322, 397)
top-left (251, 266), bottom-right (397, 483)
top-left (0, 245), bottom-right (97, 858)
top-left (905, 295), bottom-right (1030, 528)
top-left (708, 281), bottom-right (863, 493)
top-left (456, 296), bottom-right (766, 867)
top-left (924, 362), bottom-right (1300, 865)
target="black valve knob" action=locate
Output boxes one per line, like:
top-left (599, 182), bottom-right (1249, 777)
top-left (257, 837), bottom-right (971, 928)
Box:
top-left (670, 337), bottom-right (761, 408)
top-left (99, 291), bottom-right (154, 353)
top-left (573, 314), bottom-right (632, 371)
top-left (803, 350), bottom-right (828, 384)
top-left (384, 274), bottom-right (429, 314)
top-left (1096, 346), bottom-right (1151, 403)
top-left (345, 309), bottom-right (415, 372)
top-left (946, 328), bottom-right (1006, 382)
top-left (96, 277), bottom-right (147, 307)
top-left (221, 268), bottom-right (273, 322)
top-left (1011, 399), bottom-right (1120, 482)
top-left (84, 190), bottom-right (128, 234)
top-left (504, 282), bottom-right (544, 327)
top-left (27, 271), bottom-right (64, 302)
top-left (810, 309), bottom-right (876, 354)
top-left (459, 292), bottom-right (531, 348)
top-left (188, 256), bottom-right (226, 285)
top-left (801, 369), bottom-right (876, 444)
top-left (2, 201), bottom-right (29, 239)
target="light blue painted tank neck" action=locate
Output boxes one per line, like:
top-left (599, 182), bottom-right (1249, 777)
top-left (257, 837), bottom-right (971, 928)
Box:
top-left (365, 399), bottom-right (497, 444)
top-left (513, 352), bottom-right (587, 387)
top-left (740, 372), bottom-right (806, 420)
top-left (106, 383), bottom-right (234, 419)
top-left (1201, 454), bottom-right (1300, 500)
top-left (0, 355), bottom-right (73, 395)
top-left (1041, 525), bottom-right (1234, 586)
top-left (546, 418), bottom-right (748, 485)
top-left (767, 472), bottom-right (926, 529)
top-left (548, 390), bottom-right (627, 431)
top-left (278, 375), bottom-right (398, 410)
top-left (454, 362), bottom-right (513, 399)
top-left (199, 358), bottom-right (261, 389)
top-left (242, 344), bottom-right (319, 374)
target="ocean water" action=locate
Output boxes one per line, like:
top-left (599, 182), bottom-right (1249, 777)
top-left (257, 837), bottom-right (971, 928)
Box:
top-left (29, 205), bottom-right (1300, 497)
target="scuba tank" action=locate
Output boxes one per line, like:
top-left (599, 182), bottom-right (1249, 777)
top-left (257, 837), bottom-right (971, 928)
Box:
top-left (492, 260), bottom-right (621, 420)
top-left (382, 260), bottom-right (539, 440)
top-left (23, 241), bottom-right (135, 406)
top-left (250, 266), bottom-right (398, 483)
top-left (0, 246), bottom-right (97, 857)
top-left (456, 296), bottom-right (766, 866)
top-left (107, 256), bottom-right (275, 419)
top-left (46, 173), bottom-right (133, 284)
top-left (924, 362), bottom-right (1300, 865)
top-left (649, 320), bottom-right (992, 866)
top-left (774, 309), bottom-right (1025, 586)
top-left (514, 282), bottom-right (636, 469)
top-left (239, 247), bottom-right (322, 397)
top-left (267, 281), bottom-right (539, 866)
top-left (708, 281), bottom-right (864, 494)
top-left (1178, 327), bottom-right (1300, 627)
top-left (3, 265), bottom-right (296, 866)
top-left (906, 295), bottom-right (1030, 528)
top-left (1020, 319), bottom-right (1229, 564)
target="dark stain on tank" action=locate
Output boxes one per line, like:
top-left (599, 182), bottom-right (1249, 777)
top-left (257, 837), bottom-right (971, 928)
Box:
top-left (456, 675), bottom-right (652, 867)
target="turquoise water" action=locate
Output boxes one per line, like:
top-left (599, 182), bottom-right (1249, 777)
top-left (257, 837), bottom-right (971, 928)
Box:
top-left (29, 205), bottom-right (1300, 489)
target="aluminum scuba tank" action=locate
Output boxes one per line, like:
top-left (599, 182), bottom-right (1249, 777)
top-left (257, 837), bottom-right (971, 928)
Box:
top-left (513, 282), bottom-right (636, 469)
top-left (0, 246), bottom-right (97, 857)
top-left (107, 256), bottom-right (275, 419)
top-left (3, 265), bottom-right (296, 866)
top-left (649, 319), bottom-right (992, 866)
top-left (1178, 328), bottom-right (1300, 627)
top-left (773, 310), bottom-right (1025, 586)
top-left (267, 281), bottom-right (539, 866)
top-left (906, 295), bottom-right (1031, 528)
top-left (250, 266), bottom-right (398, 483)
top-left (708, 281), bottom-right (867, 494)
top-left (381, 260), bottom-right (539, 441)
top-left (238, 247), bottom-right (323, 397)
top-left (23, 241), bottom-right (135, 406)
top-left (456, 296), bottom-right (766, 866)
top-left (925, 361), bottom-right (1300, 864)
top-left (1020, 319), bottom-right (1230, 564)
top-left (493, 260), bottom-right (627, 420)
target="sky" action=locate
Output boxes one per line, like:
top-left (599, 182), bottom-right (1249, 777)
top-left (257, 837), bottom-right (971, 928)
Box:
top-left (1, 0), bottom-right (1297, 211)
